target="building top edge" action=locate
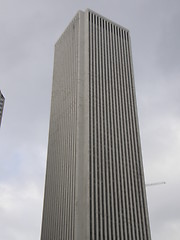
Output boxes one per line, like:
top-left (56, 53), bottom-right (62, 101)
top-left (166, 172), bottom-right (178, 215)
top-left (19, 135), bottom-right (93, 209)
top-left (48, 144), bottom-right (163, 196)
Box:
top-left (85, 8), bottom-right (129, 32)
top-left (55, 10), bottom-right (83, 46)
top-left (55, 9), bottom-right (129, 46)
top-left (0, 91), bottom-right (5, 100)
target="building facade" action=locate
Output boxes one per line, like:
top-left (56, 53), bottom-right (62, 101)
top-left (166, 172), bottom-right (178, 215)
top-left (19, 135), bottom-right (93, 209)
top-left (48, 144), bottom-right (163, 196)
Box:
top-left (41, 9), bottom-right (151, 240)
top-left (0, 91), bottom-right (5, 126)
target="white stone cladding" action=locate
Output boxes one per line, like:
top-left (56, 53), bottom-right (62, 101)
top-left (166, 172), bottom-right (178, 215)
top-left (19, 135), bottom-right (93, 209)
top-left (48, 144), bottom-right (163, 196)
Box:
top-left (40, 9), bottom-right (151, 240)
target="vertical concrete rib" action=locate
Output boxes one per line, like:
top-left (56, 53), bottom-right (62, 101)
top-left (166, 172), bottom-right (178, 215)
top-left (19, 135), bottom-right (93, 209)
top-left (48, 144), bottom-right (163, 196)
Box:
top-left (96, 16), bottom-right (103, 240)
top-left (89, 11), bottom-right (93, 240)
top-left (93, 14), bottom-right (98, 239)
top-left (122, 30), bottom-right (130, 238)
top-left (100, 18), bottom-right (108, 240)
top-left (104, 19), bottom-right (112, 240)
top-left (111, 24), bottom-right (121, 239)
top-left (118, 29), bottom-right (128, 239)
top-left (124, 31), bottom-right (140, 240)
top-left (107, 22), bottom-right (116, 240)
top-left (115, 26), bottom-right (126, 240)
top-left (113, 25), bottom-right (124, 239)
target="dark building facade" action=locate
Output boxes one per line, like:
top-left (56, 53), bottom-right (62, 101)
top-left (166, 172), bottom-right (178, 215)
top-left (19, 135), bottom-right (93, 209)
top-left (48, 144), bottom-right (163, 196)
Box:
top-left (41, 9), bottom-right (151, 240)
top-left (0, 91), bottom-right (5, 126)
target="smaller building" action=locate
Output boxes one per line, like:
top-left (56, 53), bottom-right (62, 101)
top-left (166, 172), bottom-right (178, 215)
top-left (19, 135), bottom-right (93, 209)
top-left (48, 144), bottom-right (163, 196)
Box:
top-left (0, 91), bottom-right (5, 126)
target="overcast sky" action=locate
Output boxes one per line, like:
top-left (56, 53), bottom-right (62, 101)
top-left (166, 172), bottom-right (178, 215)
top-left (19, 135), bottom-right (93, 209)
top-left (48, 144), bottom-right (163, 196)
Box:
top-left (0, 0), bottom-right (180, 239)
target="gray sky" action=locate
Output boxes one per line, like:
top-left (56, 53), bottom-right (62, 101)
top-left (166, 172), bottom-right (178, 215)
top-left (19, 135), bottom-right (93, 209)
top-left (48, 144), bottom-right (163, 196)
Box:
top-left (0, 0), bottom-right (180, 239)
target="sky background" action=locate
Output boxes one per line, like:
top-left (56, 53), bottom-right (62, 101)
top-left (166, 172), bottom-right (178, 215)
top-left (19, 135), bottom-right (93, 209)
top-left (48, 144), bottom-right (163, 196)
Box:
top-left (0, 0), bottom-right (180, 239)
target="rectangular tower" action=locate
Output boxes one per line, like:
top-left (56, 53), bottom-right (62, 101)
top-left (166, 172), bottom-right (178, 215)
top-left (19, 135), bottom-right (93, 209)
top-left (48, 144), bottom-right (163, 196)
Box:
top-left (0, 91), bottom-right (5, 126)
top-left (41, 9), bottom-right (151, 240)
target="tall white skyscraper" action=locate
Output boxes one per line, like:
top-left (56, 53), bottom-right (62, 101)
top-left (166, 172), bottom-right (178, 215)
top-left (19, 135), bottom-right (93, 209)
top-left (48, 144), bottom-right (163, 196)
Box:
top-left (41, 9), bottom-right (151, 240)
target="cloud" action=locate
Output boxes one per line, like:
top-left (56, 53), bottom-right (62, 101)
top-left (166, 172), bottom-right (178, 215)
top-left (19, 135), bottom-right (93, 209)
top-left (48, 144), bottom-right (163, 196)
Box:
top-left (156, 1), bottom-right (180, 75)
top-left (0, 182), bottom-right (43, 240)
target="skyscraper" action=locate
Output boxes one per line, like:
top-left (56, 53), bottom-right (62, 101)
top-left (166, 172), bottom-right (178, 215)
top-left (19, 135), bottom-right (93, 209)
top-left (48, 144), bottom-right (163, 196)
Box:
top-left (41, 9), bottom-right (151, 240)
top-left (0, 90), bottom-right (5, 126)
